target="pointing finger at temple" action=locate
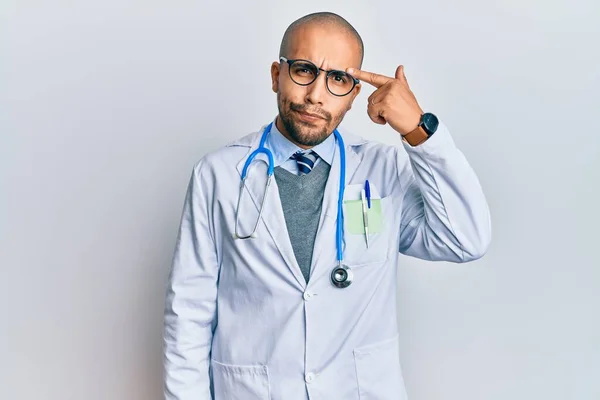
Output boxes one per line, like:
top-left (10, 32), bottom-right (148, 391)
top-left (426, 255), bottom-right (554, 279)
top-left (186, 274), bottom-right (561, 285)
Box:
top-left (346, 68), bottom-right (393, 89)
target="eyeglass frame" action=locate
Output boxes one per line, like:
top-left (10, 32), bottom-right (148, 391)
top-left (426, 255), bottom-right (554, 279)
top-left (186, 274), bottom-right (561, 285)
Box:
top-left (279, 56), bottom-right (360, 97)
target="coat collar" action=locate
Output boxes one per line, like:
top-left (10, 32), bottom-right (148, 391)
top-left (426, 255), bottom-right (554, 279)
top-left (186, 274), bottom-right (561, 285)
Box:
top-left (227, 121), bottom-right (367, 149)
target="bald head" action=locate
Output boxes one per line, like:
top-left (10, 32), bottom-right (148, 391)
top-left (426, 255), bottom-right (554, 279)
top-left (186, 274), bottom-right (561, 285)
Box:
top-left (279, 12), bottom-right (364, 68)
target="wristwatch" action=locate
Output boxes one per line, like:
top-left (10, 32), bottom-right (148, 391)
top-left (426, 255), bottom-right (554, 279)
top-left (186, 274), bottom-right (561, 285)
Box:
top-left (402, 112), bottom-right (439, 146)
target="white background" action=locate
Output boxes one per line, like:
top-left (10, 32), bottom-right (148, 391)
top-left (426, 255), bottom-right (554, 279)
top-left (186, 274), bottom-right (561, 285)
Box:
top-left (1, 0), bottom-right (599, 399)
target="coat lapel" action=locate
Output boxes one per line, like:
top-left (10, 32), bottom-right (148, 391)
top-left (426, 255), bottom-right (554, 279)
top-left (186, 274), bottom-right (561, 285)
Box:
top-left (234, 126), bottom-right (307, 289)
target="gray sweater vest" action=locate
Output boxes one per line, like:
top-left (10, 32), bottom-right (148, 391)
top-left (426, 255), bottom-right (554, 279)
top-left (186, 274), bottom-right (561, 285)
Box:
top-left (274, 160), bottom-right (331, 283)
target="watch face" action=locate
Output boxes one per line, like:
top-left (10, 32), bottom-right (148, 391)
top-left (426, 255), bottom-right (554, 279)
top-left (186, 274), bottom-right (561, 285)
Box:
top-left (421, 113), bottom-right (439, 135)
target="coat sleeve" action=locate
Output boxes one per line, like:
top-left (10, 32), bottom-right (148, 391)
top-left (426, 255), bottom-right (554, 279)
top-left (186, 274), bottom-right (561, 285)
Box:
top-left (163, 160), bottom-right (219, 400)
top-left (396, 120), bottom-right (492, 262)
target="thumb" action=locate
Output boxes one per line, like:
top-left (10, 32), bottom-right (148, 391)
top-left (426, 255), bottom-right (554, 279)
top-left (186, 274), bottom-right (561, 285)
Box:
top-left (395, 65), bottom-right (404, 80)
top-left (396, 65), bottom-right (410, 87)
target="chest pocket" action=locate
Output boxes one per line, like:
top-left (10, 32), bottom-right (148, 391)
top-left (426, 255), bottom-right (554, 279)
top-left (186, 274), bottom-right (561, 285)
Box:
top-left (342, 183), bottom-right (392, 267)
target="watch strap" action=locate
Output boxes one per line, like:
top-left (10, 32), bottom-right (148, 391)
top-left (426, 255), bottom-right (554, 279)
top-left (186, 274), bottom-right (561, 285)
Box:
top-left (402, 125), bottom-right (429, 146)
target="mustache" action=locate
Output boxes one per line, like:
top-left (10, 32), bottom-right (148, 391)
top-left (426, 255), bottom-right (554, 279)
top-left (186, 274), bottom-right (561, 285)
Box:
top-left (290, 103), bottom-right (330, 121)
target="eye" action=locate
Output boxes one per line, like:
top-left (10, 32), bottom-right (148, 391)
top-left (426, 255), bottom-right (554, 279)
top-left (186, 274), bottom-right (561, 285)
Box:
top-left (292, 62), bottom-right (316, 76)
top-left (330, 71), bottom-right (349, 84)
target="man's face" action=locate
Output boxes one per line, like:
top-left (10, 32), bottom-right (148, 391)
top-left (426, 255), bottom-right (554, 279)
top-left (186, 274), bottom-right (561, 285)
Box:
top-left (271, 25), bottom-right (362, 148)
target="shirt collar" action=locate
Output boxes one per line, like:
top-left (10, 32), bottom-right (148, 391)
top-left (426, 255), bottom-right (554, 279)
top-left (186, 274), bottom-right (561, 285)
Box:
top-left (265, 116), bottom-right (336, 167)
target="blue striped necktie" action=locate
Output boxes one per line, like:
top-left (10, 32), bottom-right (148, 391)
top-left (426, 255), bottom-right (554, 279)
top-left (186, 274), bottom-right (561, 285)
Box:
top-left (291, 150), bottom-right (318, 176)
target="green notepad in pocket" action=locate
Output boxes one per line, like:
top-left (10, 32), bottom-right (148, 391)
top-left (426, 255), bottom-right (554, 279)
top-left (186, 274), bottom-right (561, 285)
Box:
top-left (343, 199), bottom-right (384, 234)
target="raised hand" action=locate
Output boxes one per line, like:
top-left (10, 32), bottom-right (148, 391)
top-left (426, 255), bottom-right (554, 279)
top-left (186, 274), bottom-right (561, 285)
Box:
top-left (347, 65), bottom-right (424, 136)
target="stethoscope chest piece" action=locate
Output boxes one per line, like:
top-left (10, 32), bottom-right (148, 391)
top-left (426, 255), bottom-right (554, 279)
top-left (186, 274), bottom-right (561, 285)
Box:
top-left (331, 264), bottom-right (353, 288)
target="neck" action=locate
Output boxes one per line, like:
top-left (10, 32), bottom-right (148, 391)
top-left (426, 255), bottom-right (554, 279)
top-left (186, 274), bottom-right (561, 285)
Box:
top-left (275, 114), bottom-right (313, 150)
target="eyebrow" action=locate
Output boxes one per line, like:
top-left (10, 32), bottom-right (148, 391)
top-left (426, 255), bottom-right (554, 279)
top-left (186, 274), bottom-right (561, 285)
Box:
top-left (291, 57), bottom-right (348, 72)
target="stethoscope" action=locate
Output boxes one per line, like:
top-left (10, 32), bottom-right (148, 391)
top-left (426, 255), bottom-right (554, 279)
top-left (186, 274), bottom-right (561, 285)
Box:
top-left (234, 121), bottom-right (353, 288)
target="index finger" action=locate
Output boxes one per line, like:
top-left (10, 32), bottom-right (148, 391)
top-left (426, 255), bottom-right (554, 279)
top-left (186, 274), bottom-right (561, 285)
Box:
top-left (346, 68), bottom-right (393, 88)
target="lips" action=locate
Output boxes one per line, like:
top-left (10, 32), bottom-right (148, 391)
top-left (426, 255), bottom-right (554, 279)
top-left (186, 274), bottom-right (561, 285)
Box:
top-left (295, 110), bottom-right (324, 120)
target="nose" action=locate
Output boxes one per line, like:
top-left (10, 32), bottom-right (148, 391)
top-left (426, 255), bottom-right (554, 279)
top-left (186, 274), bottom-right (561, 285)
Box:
top-left (305, 72), bottom-right (328, 106)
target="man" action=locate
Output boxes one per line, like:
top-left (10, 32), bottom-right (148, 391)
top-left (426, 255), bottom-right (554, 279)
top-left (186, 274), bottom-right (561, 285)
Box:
top-left (163, 11), bottom-right (491, 400)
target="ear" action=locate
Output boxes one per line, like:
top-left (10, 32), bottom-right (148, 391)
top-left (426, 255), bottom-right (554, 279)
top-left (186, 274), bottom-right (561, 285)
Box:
top-left (271, 62), bottom-right (280, 93)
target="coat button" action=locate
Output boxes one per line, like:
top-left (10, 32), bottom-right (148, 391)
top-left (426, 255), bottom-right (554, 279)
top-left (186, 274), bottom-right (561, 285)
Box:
top-left (303, 292), bottom-right (312, 301)
top-left (305, 372), bottom-right (315, 383)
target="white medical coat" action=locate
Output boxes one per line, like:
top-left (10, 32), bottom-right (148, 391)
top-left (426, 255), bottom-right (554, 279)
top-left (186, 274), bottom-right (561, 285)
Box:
top-left (163, 119), bottom-right (492, 400)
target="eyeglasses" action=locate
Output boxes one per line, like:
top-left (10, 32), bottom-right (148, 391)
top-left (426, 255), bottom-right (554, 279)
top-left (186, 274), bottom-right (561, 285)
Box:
top-left (279, 56), bottom-right (360, 97)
